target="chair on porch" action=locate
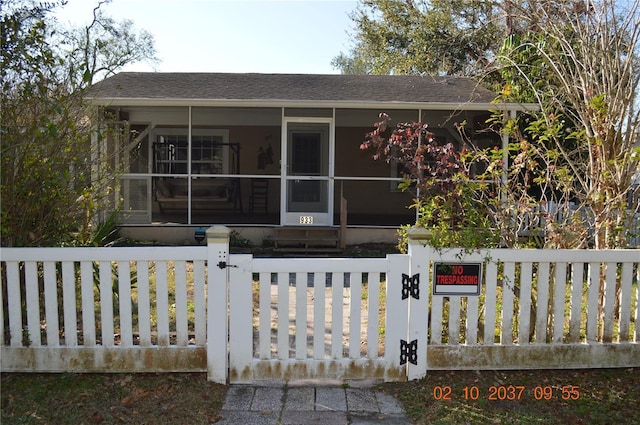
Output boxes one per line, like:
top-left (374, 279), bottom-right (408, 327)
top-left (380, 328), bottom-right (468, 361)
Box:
top-left (249, 178), bottom-right (268, 214)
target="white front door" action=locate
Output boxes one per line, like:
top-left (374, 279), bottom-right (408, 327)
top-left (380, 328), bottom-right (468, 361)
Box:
top-left (282, 118), bottom-right (333, 226)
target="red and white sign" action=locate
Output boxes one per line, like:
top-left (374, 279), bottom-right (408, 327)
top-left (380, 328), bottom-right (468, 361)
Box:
top-left (433, 262), bottom-right (482, 296)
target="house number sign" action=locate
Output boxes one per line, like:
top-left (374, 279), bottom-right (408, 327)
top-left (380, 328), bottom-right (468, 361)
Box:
top-left (299, 216), bottom-right (314, 224)
top-left (433, 262), bottom-right (482, 296)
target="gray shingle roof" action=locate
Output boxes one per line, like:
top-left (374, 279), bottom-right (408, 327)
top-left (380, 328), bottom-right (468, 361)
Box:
top-left (88, 72), bottom-right (497, 104)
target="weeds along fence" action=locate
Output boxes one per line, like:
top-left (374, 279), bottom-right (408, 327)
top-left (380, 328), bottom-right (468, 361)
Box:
top-left (510, 201), bottom-right (640, 248)
top-left (1, 227), bottom-right (639, 382)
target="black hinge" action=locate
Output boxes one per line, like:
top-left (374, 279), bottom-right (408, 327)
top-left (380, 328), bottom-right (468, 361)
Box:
top-left (217, 261), bottom-right (238, 269)
top-left (401, 273), bottom-right (420, 300)
top-left (400, 339), bottom-right (418, 366)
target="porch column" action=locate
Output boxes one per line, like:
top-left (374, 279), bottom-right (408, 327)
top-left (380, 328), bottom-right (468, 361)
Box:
top-left (206, 225), bottom-right (231, 383)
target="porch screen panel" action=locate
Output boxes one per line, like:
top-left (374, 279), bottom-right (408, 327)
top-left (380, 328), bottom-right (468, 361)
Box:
top-left (334, 180), bottom-right (415, 226)
top-left (153, 133), bottom-right (227, 175)
top-left (123, 179), bottom-right (148, 210)
top-left (191, 135), bottom-right (228, 174)
top-left (153, 135), bottom-right (186, 175)
top-left (121, 177), bottom-right (150, 224)
top-left (126, 124), bottom-right (150, 174)
top-left (152, 176), bottom-right (188, 223)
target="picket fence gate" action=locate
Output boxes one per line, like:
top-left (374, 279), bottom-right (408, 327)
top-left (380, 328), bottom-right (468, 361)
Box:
top-left (1, 226), bottom-right (639, 384)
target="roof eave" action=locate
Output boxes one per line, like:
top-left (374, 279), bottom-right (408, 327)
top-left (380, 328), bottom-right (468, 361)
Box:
top-left (87, 97), bottom-right (539, 112)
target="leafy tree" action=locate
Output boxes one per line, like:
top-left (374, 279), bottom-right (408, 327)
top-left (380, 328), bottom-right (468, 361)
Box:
top-left (349, 0), bottom-right (640, 249)
top-left (1, 0), bottom-right (157, 246)
top-left (493, 0), bottom-right (640, 249)
top-left (333, 0), bottom-right (508, 77)
top-left (58, 0), bottom-right (158, 90)
top-left (361, 113), bottom-right (499, 251)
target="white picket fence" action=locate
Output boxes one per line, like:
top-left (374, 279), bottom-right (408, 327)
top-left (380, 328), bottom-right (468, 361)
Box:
top-left (1, 226), bottom-right (639, 383)
top-left (224, 254), bottom-right (410, 383)
top-left (0, 246), bottom-right (210, 372)
top-left (407, 233), bottom-right (639, 379)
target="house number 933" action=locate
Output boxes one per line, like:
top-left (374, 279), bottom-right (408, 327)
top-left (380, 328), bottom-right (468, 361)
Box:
top-left (299, 216), bottom-right (313, 224)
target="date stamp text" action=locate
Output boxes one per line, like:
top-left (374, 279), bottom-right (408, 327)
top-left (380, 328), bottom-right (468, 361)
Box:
top-left (432, 385), bottom-right (581, 401)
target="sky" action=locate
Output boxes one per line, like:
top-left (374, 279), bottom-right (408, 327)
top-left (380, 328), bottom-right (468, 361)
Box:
top-left (54, 0), bottom-right (359, 74)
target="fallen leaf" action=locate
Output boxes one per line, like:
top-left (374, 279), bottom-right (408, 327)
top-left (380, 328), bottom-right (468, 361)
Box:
top-left (209, 414), bottom-right (223, 423)
top-left (121, 388), bottom-right (151, 406)
top-left (118, 375), bottom-right (133, 387)
top-left (90, 412), bottom-right (104, 424)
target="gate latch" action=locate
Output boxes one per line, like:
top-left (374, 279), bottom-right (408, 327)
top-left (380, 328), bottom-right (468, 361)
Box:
top-left (217, 261), bottom-right (238, 269)
top-left (400, 339), bottom-right (418, 366)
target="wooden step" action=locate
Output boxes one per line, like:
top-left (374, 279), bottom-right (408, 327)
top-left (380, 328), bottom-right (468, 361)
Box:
top-left (274, 227), bottom-right (341, 252)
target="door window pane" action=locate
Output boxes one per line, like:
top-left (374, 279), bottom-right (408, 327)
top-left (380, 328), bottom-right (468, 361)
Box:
top-left (287, 180), bottom-right (327, 212)
top-left (291, 133), bottom-right (321, 175)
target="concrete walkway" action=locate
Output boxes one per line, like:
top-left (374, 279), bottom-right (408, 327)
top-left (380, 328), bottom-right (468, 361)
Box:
top-left (217, 382), bottom-right (411, 425)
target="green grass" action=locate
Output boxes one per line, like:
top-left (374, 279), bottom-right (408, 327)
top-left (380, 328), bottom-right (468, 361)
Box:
top-left (3, 369), bottom-right (637, 425)
top-left (1, 373), bottom-right (226, 425)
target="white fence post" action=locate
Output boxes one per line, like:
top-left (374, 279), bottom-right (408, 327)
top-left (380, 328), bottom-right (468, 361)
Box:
top-left (384, 254), bottom-right (417, 382)
top-left (407, 228), bottom-right (431, 380)
top-left (385, 253), bottom-right (411, 381)
top-left (206, 226), bottom-right (231, 383)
